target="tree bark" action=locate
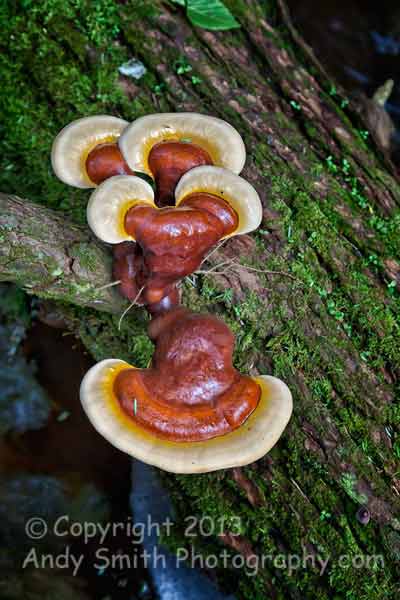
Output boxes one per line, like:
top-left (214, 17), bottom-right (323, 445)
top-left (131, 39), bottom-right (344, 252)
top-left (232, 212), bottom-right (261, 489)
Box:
top-left (0, 193), bottom-right (125, 313)
top-left (2, 1), bottom-right (400, 598)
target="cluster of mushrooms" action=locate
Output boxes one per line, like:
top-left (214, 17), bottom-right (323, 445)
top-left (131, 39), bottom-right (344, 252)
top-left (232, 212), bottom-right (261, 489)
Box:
top-left (52, 113), bottom-right (293, 473)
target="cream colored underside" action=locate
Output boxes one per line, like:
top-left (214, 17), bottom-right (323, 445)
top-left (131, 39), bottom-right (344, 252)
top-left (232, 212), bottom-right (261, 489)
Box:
top-left (51, 115), bottom-right (128, 188)
top-left (119, 113), bottom-right (246, 176)
top-left (80, 358), bottom-right (293, 474)
top-left (175, 166), bottom-right (263, 237)
top-left (86, 175), bottom-right (155, 243)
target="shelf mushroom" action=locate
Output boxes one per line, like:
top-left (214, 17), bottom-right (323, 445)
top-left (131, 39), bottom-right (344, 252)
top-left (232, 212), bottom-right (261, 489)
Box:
top-left (80, 308), bottom-right (293, 473)
top-left (51, 115), bottom-right (134, 188)
top-left (112, 241), bottom-right (181, 314)
top-left (118, 113), bottom-right (246, 206)
top-left (86, 167), bottom-right (262, 308)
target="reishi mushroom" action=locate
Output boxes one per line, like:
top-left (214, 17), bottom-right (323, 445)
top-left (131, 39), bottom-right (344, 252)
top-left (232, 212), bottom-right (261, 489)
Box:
top-left (80, 308), bottom-right (293, 473)
top-left (118, 113), bottom-right (246, 206)
top-left (51, 115), bottom-right (134, 188)
top-left (50, 111), bottom-right (293, 472)
top-left (86, 168), bottom-right (262, 308)
top-left (112, 241), bottom-right (181, 313)
top-left (175, 165), bottom-right (263, 237)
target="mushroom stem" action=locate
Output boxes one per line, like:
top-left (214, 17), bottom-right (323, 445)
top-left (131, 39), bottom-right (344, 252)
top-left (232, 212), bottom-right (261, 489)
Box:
top-left (112, 241), bottom-right (146, 305)
top-left (113, 194), bottom-right (239, 310)
top-left (147, 286), bottom-right (180, 315)
top-left (148, 141), bottom-right (213, 207)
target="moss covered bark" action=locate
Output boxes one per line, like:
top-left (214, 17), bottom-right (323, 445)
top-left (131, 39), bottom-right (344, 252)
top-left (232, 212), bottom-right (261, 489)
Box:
top-left (0, 193), bottom-right (126, 312)
top-left (1, 1), bottom-right (400, 598)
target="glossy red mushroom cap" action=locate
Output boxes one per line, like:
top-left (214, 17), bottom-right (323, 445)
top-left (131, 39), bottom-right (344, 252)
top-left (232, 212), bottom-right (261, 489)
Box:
top-left (114, 308), bottom-right (261, 441)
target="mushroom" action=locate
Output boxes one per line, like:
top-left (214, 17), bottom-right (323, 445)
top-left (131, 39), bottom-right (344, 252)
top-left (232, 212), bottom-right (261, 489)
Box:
top-left (87, 168), bottom-right (262, 307)
top-left (80, 308), bottom-right (292, 473)
top-left (175, 165), bottom-right (262, 237)
top-left (86, 175), bottom-right (155, 243)
top-left (118, 113), bottom-right (246, 206)
top-left (51, 115), bottom-right (134, 188)
top-left (112, 242), bottom-right (181, 313)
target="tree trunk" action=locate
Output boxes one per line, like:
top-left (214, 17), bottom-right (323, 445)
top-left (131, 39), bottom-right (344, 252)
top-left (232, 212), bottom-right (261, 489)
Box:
top-left (1, 1), bottom-right (400, 598)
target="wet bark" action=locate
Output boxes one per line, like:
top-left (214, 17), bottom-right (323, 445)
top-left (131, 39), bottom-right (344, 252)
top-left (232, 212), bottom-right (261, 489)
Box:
top-left (1, 1), bottom-right (400, 598)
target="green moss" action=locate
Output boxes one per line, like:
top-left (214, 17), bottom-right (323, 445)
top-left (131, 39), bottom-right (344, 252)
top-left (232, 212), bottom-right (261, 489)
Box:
top-left (68, 303), bottom-right (153, 367)
top-left (340, 473), bottom-right (368, 505)
top-left (0, 0), bottom-right (156, 218)
top-left (1, 2), bottom-right (400, 598)
top-left (69, 242), bottom-right (99, 272)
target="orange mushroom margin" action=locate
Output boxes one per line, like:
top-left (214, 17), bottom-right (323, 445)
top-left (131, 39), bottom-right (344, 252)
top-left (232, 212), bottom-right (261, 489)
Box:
top-left (81, 360), bottom-right (292, 474)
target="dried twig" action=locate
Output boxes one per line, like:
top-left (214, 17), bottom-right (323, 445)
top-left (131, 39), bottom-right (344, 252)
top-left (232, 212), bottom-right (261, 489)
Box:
top-left (196, 258), bottom-right (235, 276)
top-left (233, 263), bottom-right (300, 282)
top-left (95, 279), bottom-right (121, 292)
top-left (118, 285), bottom-right (145, 331)
top-left (195, 257), bottom-right (301, 283)
top-left (199, 239), bottom-right (229, 267)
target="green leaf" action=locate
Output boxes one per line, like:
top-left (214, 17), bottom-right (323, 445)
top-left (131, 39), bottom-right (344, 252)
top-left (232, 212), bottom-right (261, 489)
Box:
top-left (187, 0), bottom-right (240, 31)
top-left (170, 0), bottom-right (186, 5)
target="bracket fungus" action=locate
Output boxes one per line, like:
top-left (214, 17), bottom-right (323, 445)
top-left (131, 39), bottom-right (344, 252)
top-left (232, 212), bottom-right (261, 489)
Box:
top-left (86, 168), bottom-right (262, 308)
top-left (51, 115), bottom-right (134, 188)
top-left (80, 309), bottom-right (293, 473)
top-left (50, 111), bottom-right (293, 473)
top-left (112, 241), bottom-right (181, 313)
top-left (118, 113), bottom-right (246, 206)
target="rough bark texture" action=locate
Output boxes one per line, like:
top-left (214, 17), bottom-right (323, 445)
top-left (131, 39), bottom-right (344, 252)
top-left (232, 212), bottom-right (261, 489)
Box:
top-left (0, 193), bottom-right (125, 313)
top-left (1, 1), bottom-right (400, 599)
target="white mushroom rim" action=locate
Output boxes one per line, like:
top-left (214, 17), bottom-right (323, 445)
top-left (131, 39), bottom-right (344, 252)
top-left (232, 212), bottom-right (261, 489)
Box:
top-left (51, 115), bottom-right (128, 189)
top-left (118, 113), bottom-right (246, 176)
top-left (87, 167), bottom-right (262, 244)
top-left (87, 175), bottom-right (156, 244)
top-left (175, 166), bottom-right (263, 237)
top-left (80, 358), bottom-right (293, 474)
